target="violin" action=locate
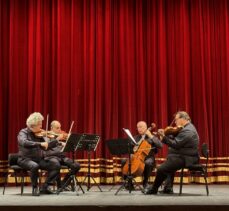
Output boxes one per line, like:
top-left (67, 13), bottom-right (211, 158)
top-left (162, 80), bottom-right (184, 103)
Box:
top-left (150, 120), bottom-right (183, 137)
top-left (34, 129), bottom-right (57, 139)
top-left (34, 129), bottom-right (68, 140)
top-left (164, 126), bottom-right (183, 136)
top-left (56, 121), bottom-right (74, 141)
top-left (56, 130), bottom-right (69, 141)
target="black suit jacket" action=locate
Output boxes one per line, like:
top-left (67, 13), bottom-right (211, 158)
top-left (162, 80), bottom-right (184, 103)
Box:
top-left (163, 123), bottom-right (199, 167)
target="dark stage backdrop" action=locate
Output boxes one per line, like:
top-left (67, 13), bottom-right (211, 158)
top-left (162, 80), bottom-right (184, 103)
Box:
top-left (0, 0), bottom-right (228, 185)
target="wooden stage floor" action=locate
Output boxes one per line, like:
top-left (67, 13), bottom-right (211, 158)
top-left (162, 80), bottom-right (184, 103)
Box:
top-left (1, 184), bottom-right (229, 211)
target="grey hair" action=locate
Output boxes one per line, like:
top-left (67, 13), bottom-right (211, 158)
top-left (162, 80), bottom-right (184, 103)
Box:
top-left (176, 111), bottom-right (191, 121)
top-left (26, 112), bottom-right (44, 128)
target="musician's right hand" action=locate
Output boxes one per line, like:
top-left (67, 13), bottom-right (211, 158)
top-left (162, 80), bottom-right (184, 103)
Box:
top-left (40, 142), bottom-right (48, 150)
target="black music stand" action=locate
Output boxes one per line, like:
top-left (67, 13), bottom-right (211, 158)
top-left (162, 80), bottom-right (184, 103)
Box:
top-left (77, 134), bottom-right (102, 192)
top-left (106, 138), bottom-right (130, 156)
top-left (112, 130), bottom-right (143, 195)
top-left (106, 138), bottom-right (129, 191)
top-left (56, 133), bottom-right (85, 195)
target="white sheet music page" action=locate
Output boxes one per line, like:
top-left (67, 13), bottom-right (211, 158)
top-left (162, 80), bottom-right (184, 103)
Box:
top-left (123, 128), bottom-right (137, 145)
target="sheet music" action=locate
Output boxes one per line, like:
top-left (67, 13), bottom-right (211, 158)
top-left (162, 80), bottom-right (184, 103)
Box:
top-left (93, 135), bottom-right (100, 151)
top-left (123, 128), bottom-right (137, 145)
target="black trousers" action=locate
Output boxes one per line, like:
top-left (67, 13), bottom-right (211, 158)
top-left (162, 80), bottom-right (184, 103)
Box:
top-left (61, 157), bottom-right (81, 174)
top-left (18, 157), bottom-right (60, 188)
top-left (49, 156), bottom-right (80, 188)
top-left (153, 155), bottom-right (185, 190)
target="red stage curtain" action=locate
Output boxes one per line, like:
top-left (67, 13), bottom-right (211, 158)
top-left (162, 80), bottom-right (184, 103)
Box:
top-left (0, 0), bottom-right (229, 183)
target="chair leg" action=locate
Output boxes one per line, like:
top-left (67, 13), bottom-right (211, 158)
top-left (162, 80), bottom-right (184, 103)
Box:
top-left (179, 168), bottom-right (184, 195)
top-left (2, 171), bottom-right (8, 195)
top-left (15, 174), bottom-right (18, 187)
top-left (203, 171), bottom-right (209, 196)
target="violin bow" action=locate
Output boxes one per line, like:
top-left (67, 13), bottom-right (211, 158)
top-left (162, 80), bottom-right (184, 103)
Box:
top-left (45, 114), bottom-right (49, 138)
top-left (66, 121), bottom-right (75, 140)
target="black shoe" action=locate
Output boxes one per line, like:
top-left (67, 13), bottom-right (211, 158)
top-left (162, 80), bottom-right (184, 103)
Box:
top-left (144, 186), bottom-right (158, 195)
top-left (40, 188), bottom-right (54, 194)
top-left (159, 188), bottom-right (174, 194)
top-left (143, 183), bottom-right (150, 189)
top-left (142, 183), bottom-right (150, 193)
top-left (56, 188), bottom-right (63, 194)
top-left (32, 187), bottom-right (40, 196)
top-left (56, 186), bottom-right (71, 194)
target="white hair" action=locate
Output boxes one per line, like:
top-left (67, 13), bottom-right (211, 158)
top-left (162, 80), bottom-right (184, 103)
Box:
top-left (26, 112), bottom-right (44, 128)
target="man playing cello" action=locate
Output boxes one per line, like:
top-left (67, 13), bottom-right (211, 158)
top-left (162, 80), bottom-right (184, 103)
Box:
top-left (122, 121), bottom-right (162, 189)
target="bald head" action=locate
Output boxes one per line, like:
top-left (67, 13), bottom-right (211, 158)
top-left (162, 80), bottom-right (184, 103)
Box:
top-left (50, 120), bottom-right (61, 133)
top-left (137, 121), bottom-right (148, 135)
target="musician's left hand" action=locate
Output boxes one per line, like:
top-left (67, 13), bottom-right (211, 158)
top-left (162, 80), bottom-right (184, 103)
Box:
top-left (56, 134), bottom-right (64, 141)
top-left (157, 129), bottom-right (165, 140)
top-left (145, 129), bottom-right (153, 138)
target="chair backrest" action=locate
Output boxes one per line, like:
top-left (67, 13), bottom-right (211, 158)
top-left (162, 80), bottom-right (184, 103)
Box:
top-left (8, 153), bottom-right (19, 166)
top-left (201, 143), bottom-right (209, 158)
top-left (201, 143), bottom-right (209, 171)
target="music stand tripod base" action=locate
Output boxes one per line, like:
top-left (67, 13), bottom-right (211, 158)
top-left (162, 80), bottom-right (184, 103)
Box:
top-left (106, 138), bottom-right (143, 195)
top-left (56, 174), bottom-right (85, 195)
top-left (57, 133), bottom-right (86, 195)
top-left (77, 134), bottom-right (102, 192)
top-left (114, 174), bottom-right (143, 195)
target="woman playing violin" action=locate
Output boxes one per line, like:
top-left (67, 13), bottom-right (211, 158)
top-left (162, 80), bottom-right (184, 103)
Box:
top-left (145, 111), bottom-right (200, 195)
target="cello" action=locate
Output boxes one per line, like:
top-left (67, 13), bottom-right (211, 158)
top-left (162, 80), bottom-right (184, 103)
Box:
top-left (122, 123), bottom-right (156, 177)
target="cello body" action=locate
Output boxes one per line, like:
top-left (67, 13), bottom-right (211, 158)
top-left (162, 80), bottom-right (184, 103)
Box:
top-left (122, 140), bottom-right (151, 176)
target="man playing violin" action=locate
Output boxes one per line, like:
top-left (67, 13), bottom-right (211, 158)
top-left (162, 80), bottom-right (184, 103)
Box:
top-left (145, 111), bottom-right (200, 194)
top-left (122, 121), bottom-right (163, 189)
top-left (44, 120), bottom-right (80, 191)
top-left (17, 112), bottom-right (61, 196)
